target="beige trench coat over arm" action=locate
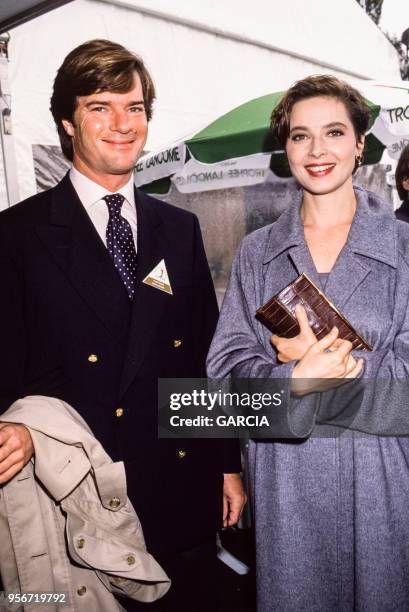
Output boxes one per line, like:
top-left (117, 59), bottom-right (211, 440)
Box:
top-left (0, 395), bottom-right (170, 612)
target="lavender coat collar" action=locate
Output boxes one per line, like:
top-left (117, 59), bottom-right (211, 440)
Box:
top-left (261, 187), bottom-right (396, 310)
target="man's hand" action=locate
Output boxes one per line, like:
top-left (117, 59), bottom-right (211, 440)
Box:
top-left (222, 473), bottom-right (247, 528)
top-left (270, 304), bottom-right (317, 363)
top-left (0, 423), bottom-right (34, 484)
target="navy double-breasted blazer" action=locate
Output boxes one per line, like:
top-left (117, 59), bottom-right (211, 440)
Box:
top-left (0, 173), bottom-right (240, 555)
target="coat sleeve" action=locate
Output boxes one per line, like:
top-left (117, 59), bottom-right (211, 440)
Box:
top-left (207, 238), bottom-right (320, 438)
top-left (0, 222), bottom-right (26, 413)
top-left (191, 215), bottom-right (219, 377)
top-left (207, 239), bottom-right (294, 379)
top-left (318, 252), bottom-right (409, 436)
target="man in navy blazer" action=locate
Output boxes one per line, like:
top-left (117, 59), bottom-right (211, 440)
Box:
top-left (0, 39), bottom-right (245, 611)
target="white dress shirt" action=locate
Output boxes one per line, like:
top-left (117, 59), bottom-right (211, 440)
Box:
top-left (69, 166), bottom-right (137, 251)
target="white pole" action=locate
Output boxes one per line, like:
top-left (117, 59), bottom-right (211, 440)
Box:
top-left (0, 34), bottom-right (20, 208)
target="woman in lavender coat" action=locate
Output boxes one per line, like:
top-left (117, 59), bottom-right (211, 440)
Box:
top-left (207, 75), bottom-right (409, 611)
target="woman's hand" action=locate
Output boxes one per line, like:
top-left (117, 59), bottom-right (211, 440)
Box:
top-left (271, 304), bottom-right (317, 363)
top-left (291, 326), bottom-right (364, 395)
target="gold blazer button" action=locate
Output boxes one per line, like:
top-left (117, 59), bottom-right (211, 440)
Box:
top-left (178, 450), bottom-right (187, 459)
top-left (87, 354), bottom-right (98, 363)
top-left (174, 339), bottom-right (182, 348)
top-left (109, 497), bottom-right (121, 509)
top-left (115, 407), bottom-right (124, 418)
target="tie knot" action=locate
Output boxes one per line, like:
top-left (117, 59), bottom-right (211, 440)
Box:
top-left (103, 193), bottom-right (125, 216)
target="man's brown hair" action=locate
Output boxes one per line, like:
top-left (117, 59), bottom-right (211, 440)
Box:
top-left (50, 39), bottom-right (156, 161)
top-left (270, 74), bottom-right (370, 147)
top-left (395, 144), bottom-right (409, 201)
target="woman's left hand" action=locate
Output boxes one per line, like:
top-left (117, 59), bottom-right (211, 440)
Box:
top-left (271, 304), bottom-right (317, 363)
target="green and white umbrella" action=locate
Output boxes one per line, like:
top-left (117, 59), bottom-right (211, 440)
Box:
top-left (135, 81), bottom-right (409, 195)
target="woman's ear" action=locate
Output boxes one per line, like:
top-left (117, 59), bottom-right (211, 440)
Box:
top-left (356, 135), bottom-right (365, 157)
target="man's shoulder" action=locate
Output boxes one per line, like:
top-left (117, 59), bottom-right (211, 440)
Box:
top-left (0, 186), bottom-right (54, 227)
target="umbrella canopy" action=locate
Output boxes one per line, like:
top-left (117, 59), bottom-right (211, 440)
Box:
top-left (135, 81), bottom-right (409, 195)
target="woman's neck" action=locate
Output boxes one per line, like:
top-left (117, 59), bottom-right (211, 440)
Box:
top-left (301, 184), bottom-right (357, 229)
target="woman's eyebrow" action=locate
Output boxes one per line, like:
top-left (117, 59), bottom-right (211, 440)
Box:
top-left (289, 121), bottom-right (348, 134)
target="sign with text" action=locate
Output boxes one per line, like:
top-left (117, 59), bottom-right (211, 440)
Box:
top-left (135, 143), bottom-right (186, 185)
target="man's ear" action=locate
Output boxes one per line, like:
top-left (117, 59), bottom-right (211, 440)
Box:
top-left (62, 119), bottom-right (74, 137)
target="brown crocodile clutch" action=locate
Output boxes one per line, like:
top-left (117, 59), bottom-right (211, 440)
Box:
top-left (256, 273), bottom-right (372, 351)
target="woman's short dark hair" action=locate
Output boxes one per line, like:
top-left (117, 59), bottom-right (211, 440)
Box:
top-left (50, 39), bottom-right (156, 161)
top-left (395, 144), bottom-right (409, 201)
top-left (270, 74), bottom-right (370, 147)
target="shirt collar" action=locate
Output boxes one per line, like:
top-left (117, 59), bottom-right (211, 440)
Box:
top-left (69, 166), bottom-right (136, 211)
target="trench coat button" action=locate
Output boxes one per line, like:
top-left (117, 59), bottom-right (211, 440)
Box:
top-left (77, 586), bottom-right (87, 596)
top-left (87, 354), bottom-right (98, 363)
top-left (109, 497), bottom-right (121, 509)
top-left (174, 339), bottom-right (182, 348)
top-left (77, 538), bottom-right (85, 549)
top-left (126, 555), bottom-right (136, 565)
top-left (115, 407), bottom-right (124, 417)
top-left (178, 450), bottom-right (187, 459)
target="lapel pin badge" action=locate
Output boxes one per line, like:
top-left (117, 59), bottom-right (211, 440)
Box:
top-left (174, 339), bottom-right (182, 348)
top-left (142, 259), bottom-right (173, 295)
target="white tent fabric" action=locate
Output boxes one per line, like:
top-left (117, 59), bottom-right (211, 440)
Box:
top-left (5, 0), bottom-right (400, 201)
top-left (133, 80), bottom-right (409, 195)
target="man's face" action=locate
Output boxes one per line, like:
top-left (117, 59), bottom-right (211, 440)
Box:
top-left (62, 72), bottom-right (148, 186)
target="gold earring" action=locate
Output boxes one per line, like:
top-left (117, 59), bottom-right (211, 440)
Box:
top-left (355, 154), bottom-right (363, 167)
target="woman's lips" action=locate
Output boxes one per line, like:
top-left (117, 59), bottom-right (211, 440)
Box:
top-left (305, 163), bottom-right (336, 177)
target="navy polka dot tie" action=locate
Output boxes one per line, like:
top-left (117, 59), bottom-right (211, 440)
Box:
top-left (104, 193), bottom-right (137, 299)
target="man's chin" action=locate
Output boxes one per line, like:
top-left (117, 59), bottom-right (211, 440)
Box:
top-left (103, 164), bottom-right (137, 176)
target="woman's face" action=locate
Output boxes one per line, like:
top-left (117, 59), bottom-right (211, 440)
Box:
top-left (285, 96), bottom-right (364, 196)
